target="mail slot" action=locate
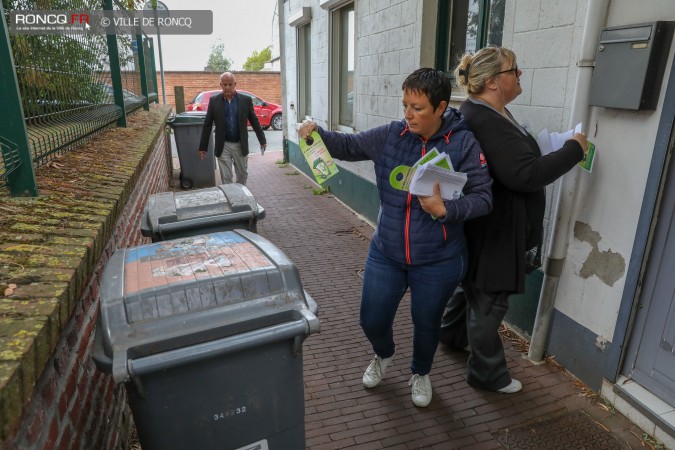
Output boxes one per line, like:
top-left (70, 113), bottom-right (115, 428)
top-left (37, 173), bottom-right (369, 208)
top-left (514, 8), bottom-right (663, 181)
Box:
top-left (589, 21), bottom-right (673, 110)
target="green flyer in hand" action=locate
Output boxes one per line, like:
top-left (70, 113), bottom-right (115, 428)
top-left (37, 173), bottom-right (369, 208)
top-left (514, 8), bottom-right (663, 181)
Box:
top-left (300, 131), bottom-right (339, 184)
top-left (578, 141), bottom-right (596, 172)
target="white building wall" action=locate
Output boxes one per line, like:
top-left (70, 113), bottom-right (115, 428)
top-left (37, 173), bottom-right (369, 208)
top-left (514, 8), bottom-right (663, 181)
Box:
top-left (355, 0), bottom-right (425, 130)
top-left (341, 0), bottom-right (429, 182)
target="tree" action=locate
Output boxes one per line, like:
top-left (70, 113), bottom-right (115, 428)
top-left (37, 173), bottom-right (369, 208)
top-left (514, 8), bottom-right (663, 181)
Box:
top-left (4, 0), bottom-right (126, 118)
top-left (242, 46), bottom-right (272, 72)
top-left (205, 40), bottom-right (233, 72)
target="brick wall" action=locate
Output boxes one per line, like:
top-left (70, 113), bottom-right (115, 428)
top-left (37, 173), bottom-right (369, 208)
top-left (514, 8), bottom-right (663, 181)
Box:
top-left (157, 71), bottom-right (281, 110)
top-left (1, 108), bottom-right (172, 450)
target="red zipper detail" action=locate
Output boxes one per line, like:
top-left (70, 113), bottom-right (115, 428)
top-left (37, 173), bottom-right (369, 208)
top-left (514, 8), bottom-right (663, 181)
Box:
top-left (405, 193), bottom-right (412, 264)
top-left (441, 132), bottom-right (451, 240)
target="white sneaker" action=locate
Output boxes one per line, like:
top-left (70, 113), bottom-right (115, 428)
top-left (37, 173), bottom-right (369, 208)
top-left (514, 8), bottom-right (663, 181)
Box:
top-left (409, 374), bottom-right (432, 407)
top-left (362, 353), bottom-right (394, 388)
top-left (497, 378), bottom-right (522, 394)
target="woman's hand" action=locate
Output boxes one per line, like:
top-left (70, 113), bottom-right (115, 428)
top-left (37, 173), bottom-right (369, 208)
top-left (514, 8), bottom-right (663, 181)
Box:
top-left (417, 182), bottom-right (447, 219)
top-left (569, 132), bottom-right (588, 152)
top-left (298, 120), bottom-right (318, 141)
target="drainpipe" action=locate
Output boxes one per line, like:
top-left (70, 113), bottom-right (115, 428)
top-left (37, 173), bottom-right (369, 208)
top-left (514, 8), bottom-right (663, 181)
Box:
top-left (277, 0), bottom-right (290, 163)
top-left (528, 0), bottom-right (610, 362)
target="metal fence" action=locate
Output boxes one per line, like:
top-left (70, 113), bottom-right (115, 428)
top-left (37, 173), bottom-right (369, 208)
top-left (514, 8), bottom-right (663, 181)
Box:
top-left (0, 0), bottom-right (159, 196)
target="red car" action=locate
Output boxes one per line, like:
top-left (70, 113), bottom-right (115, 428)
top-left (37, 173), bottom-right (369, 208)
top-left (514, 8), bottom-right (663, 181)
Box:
top-left (186, 89), bottom-right (283, 131)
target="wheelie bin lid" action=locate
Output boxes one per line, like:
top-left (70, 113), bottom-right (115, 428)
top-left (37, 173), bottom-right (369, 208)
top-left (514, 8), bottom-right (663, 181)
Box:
top-left (167, 111), bottom-right (207, 126)
top-left (140, 184), bottom-right (266, 240)
top-left (93, 230), bottom-right (319, 383)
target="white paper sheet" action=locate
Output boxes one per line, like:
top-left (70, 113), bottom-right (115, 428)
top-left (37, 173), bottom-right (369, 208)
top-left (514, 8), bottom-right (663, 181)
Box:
top-left (537, 123), bottom-right (583, 155)
top-left (409, 163), bottom-right (467, 200)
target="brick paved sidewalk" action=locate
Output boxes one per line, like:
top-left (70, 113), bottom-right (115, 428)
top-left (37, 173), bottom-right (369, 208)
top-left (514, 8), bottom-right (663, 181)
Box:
top-left (242, 151), bottom-right (648, 449)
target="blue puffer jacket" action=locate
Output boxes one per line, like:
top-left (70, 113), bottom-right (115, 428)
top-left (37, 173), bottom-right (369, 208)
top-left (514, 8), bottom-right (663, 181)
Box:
top-left (317, 108), bottom-right (492, 265)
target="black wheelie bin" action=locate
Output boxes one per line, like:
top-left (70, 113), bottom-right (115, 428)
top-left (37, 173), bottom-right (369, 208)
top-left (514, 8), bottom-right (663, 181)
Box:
top-left (140, 183), bottom-right (266, 242)
top-left (93, 230), bottom-right (320, 450)
top-left (168, 111), bottom-right (216, 189)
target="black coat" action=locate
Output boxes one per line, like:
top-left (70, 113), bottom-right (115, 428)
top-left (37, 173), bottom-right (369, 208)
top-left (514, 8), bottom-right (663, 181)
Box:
top-left (460, 100), bottom-right (583, 294)
top-left (199, 91), bottom-right (266, 157)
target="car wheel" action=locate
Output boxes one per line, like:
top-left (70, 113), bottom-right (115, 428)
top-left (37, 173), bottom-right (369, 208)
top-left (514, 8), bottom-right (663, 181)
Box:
top-left (271, 114), bottom-right (282, 131)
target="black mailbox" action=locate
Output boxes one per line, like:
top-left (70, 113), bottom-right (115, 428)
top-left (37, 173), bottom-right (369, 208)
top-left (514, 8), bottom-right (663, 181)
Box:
top-left (589, 21), bottom-right (673, 110)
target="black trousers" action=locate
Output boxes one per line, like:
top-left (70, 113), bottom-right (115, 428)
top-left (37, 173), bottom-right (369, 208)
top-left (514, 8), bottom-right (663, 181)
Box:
top-left (441, 281), bottom-right (512, 391)
top-left (439, 285), bottom-right (469, 350)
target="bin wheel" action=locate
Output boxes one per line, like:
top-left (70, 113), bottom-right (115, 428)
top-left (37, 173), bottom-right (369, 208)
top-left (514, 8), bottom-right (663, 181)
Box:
top-left (179, 172), bottom-right (193, 189)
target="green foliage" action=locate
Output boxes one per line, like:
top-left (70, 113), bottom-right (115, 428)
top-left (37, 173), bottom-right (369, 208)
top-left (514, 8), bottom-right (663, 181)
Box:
top-left (205, 39), bottom-right (233, 72)
top-left (467, 0), bottom-right (505, 48)
top-left (242, 46), bottom-right (272, 72)
top-left (4, 0), bottom-right (121, 119)
top-left (312, 185), bottom-right (330, 195)
top-left (641, 433), bottom-right (665, 449)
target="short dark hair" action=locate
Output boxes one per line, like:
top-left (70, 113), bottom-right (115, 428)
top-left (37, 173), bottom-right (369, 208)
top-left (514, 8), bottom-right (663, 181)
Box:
top-left (401, 68), bottom-right (451, 110)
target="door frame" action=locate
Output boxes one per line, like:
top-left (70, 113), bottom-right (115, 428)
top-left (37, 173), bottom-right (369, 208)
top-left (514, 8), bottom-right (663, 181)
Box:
top-left (604, 58), bottom-right (675, 382)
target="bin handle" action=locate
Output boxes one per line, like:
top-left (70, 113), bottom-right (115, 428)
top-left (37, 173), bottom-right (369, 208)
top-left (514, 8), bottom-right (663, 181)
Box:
top-left (128, 318), bottom-right (309, 378)
top-left (157, 210), bottom-right (255, 236)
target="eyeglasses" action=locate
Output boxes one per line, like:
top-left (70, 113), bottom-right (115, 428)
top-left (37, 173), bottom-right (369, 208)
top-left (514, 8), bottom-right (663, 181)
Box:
top-left (493, 66), bottom-right (519, 77)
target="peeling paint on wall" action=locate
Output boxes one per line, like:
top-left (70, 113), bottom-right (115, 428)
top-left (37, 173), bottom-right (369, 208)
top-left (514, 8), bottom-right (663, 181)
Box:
top-left (595, 335), bottom-right (609, 351)
top-left (574, 222), bottom-right (626, 287)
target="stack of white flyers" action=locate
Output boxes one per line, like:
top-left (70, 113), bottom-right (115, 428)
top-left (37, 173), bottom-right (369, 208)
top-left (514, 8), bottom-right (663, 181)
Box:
top-left (408, 149), bottom-right (467, 200)
top-left (536, 122), bottom-right (583, 156)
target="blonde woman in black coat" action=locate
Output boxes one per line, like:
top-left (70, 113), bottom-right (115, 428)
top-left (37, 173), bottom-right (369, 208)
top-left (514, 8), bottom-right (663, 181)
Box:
top-left (442, 46), bottom-right (587, 393)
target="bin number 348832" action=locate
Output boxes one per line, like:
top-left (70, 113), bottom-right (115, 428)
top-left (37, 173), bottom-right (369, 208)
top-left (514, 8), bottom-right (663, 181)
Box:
top-left (214, 407), bottom-right (247, 421)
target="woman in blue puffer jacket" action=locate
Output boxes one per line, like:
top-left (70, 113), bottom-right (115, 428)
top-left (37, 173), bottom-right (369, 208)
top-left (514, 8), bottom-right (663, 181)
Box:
top-left (298, 68), bottom-right (492, 407)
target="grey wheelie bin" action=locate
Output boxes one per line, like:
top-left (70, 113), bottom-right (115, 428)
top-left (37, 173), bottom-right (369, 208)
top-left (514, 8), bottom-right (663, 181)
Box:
top-left (168, 111), bottom-right (216, 189)
top-left (93, 230), bottom-right (320, 450)
top-left (141, 183), bottom-right (266, 242)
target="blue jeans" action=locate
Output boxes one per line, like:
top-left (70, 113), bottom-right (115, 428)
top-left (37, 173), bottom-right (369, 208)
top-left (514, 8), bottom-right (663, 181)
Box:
top-left (360, 242), bottom-right (467, 375)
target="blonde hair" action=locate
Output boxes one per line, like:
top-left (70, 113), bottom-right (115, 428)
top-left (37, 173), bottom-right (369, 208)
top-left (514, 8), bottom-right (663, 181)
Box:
top-left (454, 46), bottom-right (517, 96)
